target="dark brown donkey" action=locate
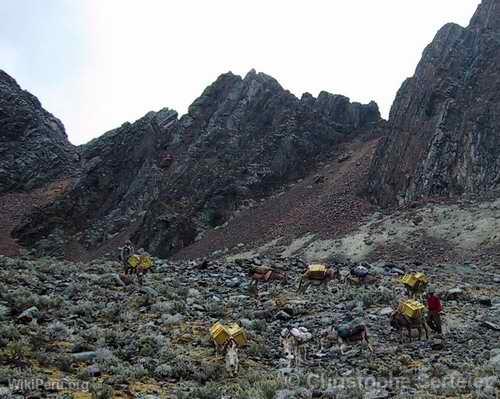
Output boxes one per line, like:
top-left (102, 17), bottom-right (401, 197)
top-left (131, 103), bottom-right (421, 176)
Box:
top-left (297, 267), bottom-right (341, 293)
top-left (248, 267), bottom-right (287, 296)
top-left (390, 310), bottom-right (429, 343)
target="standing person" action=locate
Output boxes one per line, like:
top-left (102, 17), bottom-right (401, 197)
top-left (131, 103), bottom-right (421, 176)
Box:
top-left (120, 240), bottom-right (135, 274)
top-left (426, 288), bottom-right (443, 335)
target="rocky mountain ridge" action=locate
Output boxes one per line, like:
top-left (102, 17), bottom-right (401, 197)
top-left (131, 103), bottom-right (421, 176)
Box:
top-left (7, 70), bottom-right (381, 259)
top-left (2, 0), bottom-right (500, 260)
top-left (368, 0), bottom-right (500, 206)
top-left (0, 70), bottom-right (78, 193)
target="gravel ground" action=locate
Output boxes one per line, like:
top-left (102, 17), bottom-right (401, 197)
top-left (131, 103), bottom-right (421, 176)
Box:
top-left (0, 253), bottom-right (498, 398)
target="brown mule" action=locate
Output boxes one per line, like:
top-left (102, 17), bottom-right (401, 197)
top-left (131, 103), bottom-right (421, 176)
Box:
top-left (322, 324), bottom-right (373, 355)
top-left (390, 310), bottom-right (429, 342)
top-left (297, 268), bottom-right (341, 293)
top-left (248, 269), bottom-right (287, 296)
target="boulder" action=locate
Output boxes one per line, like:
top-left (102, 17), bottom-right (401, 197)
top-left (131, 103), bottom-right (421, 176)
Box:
top-left (489, 359), bottom-right (500, 374)
top-left (478, 297), bottom-right (492, 307)
top-left (379, 307), bottom-right (394, 316)
top-left (446, 288), bottom-right (464, 300)
top-left (17, 306), bottom-right (40, 323)
top-left (72, 352), bottom-right (98, 362)
top-left (0, 304), bottom-right (10, 321)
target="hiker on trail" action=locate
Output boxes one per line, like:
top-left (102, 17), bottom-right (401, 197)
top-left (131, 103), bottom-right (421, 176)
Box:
top-left (426, 288), bottom-right (443, 334)
top-left (121, 240), bottom-right (134, 273)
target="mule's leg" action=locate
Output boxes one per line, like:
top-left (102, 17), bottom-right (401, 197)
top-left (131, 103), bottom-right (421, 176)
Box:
top-left (293, 343), bottom-right (300, 367)
top-left (417, 325), bottom-right (422, 340)
top-left (249, 280), bottom-right (258, 298)
top-left (323, 279), bottom-right (331, 292)
top-left (407, 326), bottom-right (412, 342)
top-left (423, 320), bottom-right (429, 339)
top-left (339, 338), bottom-right (346, 355)
top-left (297, 277), bottom-right (304, 293)
top-left (296, 345), bottom-right (303, 366)
top-left (364, 328), bottom-right (373, 352)
top-left (298, 344), bottom-right (305, 366)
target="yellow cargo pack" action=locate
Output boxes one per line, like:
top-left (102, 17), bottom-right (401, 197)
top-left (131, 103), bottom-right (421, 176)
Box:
top-left (308, 264), bottom-right (327, 280)
top-left (400, 273), bottom-right (428, 288)
top-left (227, 324), bottom-right (247, 347)
top-left (414, 272), bottom-right (428, 284)
top-left (210, 322), bottom-right (231, 347)
top-left (128, 255), bottom-right (141, 268)
top-left (210, 322), bottom-right (247, 348)
top-left (139, 256), bottom-right (153, 269)
top-left (399, 300), bottom-right (425, 319)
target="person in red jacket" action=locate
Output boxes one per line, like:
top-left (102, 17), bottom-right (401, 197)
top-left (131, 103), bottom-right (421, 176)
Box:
top-left (426, 289), bottom-right (443, 334)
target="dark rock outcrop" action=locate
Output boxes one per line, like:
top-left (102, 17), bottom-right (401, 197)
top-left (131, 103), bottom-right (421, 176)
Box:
top-left (14, 70), bottom-right (381, 258)
top-left (0, 70), bottom-right (78, 193)
top-left (136, 71), bottom-right (380, 257)
top-left (14, 108), bottom-right (178, 257)
top-left (368, 0), bottom-right (500, 206)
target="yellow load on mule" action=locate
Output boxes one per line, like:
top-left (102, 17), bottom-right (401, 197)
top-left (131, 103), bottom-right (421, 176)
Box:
top-left (210, 322), bottom-right (247, 348)
top-left (308, 264), bottom-right (327, 280)
top-left (139, 256), bottom-right (153, 269)
top-left (128, 255), bottom-right (141, 268)
top-left (398, 299), bottom-right (425, 319)
top-left (226, 324), bottom-right (247, 347)
top-left (400, 272), bottom-right (428, 288)
top-left (127, 255), bottom-right (153, 270)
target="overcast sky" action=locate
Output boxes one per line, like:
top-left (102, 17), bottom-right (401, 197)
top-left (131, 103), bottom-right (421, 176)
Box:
top-left (1, 0), bottom-right (480, 145)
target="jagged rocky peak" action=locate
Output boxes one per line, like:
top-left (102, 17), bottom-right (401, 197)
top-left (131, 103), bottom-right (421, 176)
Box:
top-left (470, 0), bottom-right (500, 30)
top-left (186, 69), bottom-right (287, 123)
top-left (135, 70), bottom-right (382, 257)
top-left (303, 91), bottom-right (381, 130)
top-left (187, 69), bottom-right (381, 134)
top-left (14, 69), bottom-right (382, 258)
top-left (368, 0), bottom-right (500, 206)
top-left (0, 69), bottom-right (78, 193)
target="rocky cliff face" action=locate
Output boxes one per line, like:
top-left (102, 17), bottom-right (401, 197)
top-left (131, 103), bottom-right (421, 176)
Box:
top-left (14, 70), bottom-right (381, 258)
top-left (0, 70), bottom-right (78, 193)
top-left (13, 108), bottom-right (178, 257)
top-left (135, 71), bottom-right (380, 257)
top-left (368, 0), bottom-right (500, 206)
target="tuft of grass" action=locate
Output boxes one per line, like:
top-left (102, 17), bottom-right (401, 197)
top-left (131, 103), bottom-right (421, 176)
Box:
top-left (90, 383), bottom-right (113, 399)
top-left (47, 321), bottom-right (71, 340)
top-left (177, 382), bottom-right (221, 399)
top-left (236, 374), bottom-right (286, 399)
top-left (247, 342), bottom-right (266, 358)
top-left (0, 340), bottom-right (32, 364)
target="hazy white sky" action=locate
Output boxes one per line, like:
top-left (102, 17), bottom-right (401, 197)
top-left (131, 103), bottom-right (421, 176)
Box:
top-left (1, 0), bottom-right (480, 145)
